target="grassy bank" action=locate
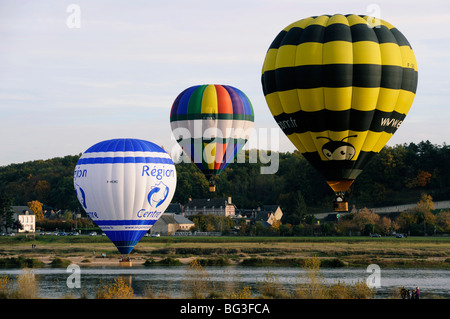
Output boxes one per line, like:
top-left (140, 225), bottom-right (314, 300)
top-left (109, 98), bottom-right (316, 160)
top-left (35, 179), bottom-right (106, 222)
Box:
top-left (0, 235), bottom-right (449, 269)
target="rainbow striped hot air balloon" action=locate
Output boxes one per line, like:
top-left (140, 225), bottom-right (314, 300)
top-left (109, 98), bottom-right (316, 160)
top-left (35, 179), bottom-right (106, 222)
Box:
top-left (261, 14), bottom-right (418, 211)
top-left (74, 138), bottom-right (176, 254)
top-left (170, 84), bottom-right (254, 191)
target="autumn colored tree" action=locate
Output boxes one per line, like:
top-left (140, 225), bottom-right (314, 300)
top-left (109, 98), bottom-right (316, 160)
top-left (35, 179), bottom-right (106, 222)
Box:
top-left (396, 193), bottom-right (437, 235)
top-left (95, 277), bottom-right (135, 299)
top-left (416, 193), bottom-right (435, 212)
top-left (436, 211), bottom-right (450, 233)
top-left (415, 193), bottom-right (437, 234)
top-left (378, 216), bottom-right (398, 235)
top-left (27, 200), bottom-right (44, 221)
top-left (416, 170), bottom-right (432, 187)
top-left (396, 211), bottom-right (417, 233)
top-left (270, 219), bottom-right (282, 233)
top-left (406, 170), bottom-right (433, 188)
top-left (352, 208), bottom-right (380, 234)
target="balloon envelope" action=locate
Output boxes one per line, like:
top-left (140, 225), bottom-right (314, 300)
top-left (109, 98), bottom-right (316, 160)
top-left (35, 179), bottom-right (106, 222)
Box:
top-left (261, 14), bottom-right (418, 193)
top-left (74, 138), bottom-right (177, 254)
top-left (170, 84), bottom-right (254, 186)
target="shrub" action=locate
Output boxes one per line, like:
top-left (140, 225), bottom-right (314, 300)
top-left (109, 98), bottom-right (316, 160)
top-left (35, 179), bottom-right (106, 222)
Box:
top-left (321, 258), bottom-right (346, 268)
top-left (96, 277), bottom-right (135, 299)
top-left (197, 257), bottom-right (231, 266)
top-left (0, 275), bottom-right (11, 298)
top-left (0, 257), bottom-right (44, 268)
top-left (231, 286), bottom-right (253, 299)
top-left (326, 280), bottom-right (374, 299)
top-left (144, 257), bottom-right (182, 266)
top-left (50, 257), bottom-right (71, 268)
top-left (241, 257), bottom-right (303, 267)
top-left (294, 257), bottom-right (328, 299)
top-left (11, 269), bottom-right (38, 299)
top-left (258, 272), bottom-right (290, 299)
top-left (293, 257), bottom-right (374, 299)
top-left (182, 259), bottom-right (211, 299)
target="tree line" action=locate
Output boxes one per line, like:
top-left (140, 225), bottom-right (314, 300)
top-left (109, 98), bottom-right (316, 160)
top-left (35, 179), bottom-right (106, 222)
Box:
top-left (0, 140), bottom-right (449, 231)
top-left (174, 140), bottom-right (450, 224)
top-left (184, 193), bottom-right (450, 236)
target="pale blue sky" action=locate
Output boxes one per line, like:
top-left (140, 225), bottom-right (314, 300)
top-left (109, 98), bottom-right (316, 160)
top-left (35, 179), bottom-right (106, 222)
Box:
top-left (1, 0), bottom-right (449, 165)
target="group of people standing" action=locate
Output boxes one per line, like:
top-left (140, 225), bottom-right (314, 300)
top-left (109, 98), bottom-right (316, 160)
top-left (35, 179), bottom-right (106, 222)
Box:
top-left (400, 287), bottom-right (420, 299)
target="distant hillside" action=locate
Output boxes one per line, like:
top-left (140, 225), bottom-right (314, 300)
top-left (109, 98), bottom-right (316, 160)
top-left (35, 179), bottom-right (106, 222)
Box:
top-left (0, 141), bottom-right (449, 224)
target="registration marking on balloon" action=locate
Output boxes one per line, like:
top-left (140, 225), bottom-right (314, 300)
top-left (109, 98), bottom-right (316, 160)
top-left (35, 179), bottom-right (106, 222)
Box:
top-left (74, 139), bottom-right (177, 254)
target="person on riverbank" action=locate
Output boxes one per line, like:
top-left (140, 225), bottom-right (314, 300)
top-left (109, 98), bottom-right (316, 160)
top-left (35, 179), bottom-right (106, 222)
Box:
top-left (400, 287), bottom-right (407, 299)
top-left (414, 287), bottom-right (420, 299)
top-left (400, 286), bottom-right (420, 299)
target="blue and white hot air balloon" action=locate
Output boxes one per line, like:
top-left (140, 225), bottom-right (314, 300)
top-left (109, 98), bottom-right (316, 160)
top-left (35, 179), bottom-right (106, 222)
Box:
top-left (74, 138), bottom-right (177, 254)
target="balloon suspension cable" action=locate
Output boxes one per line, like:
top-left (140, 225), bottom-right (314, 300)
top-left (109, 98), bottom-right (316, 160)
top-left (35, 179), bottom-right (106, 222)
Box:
top-left (333, 191), bottom-right (349, 212)
top-left (120, 255), bottom-right (131, 262)
top-left (334, 191), bottom-right (346, 202)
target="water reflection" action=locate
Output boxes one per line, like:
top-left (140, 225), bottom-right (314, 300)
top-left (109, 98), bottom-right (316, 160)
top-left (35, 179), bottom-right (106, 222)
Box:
top-left (1, 266), bottom-right (449, 299)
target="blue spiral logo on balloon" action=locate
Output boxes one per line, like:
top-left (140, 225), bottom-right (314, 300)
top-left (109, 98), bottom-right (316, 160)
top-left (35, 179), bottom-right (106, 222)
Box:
top-left (147, 182), bottom-right (169, 208)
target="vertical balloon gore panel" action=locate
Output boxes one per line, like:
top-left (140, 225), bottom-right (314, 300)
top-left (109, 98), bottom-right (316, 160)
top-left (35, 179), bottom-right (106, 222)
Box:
top-left (74, 138), bottom-right (177, 254)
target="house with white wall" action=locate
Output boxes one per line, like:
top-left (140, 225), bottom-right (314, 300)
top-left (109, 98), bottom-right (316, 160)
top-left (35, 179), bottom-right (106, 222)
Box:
top-left (151, 213), bottom-right (194, 235)
top-left (12, 206), bottom-right (36, 233)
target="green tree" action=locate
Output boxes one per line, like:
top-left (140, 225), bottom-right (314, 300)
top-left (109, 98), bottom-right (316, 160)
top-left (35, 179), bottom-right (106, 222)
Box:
top-left (34, 180), bottom-right (51, 203)
top-left (255, 221), bottom-right (269, 236)
top-left (279, 223), bottom-right (291, 236)
top-left (0, 194), bottom-right (14, 232)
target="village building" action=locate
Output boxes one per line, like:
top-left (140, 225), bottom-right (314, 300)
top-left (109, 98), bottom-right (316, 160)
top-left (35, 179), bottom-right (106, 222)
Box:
top-left (151, 213), bottom-right (195, 235)
top-left (183, 197), bottom-right (236, 217)
top-left (165, 203), bottom-right (183, 215)
top-left (255, 205), bottom-right (283, 226)
top-left (11, 206), bottom-right (36, 233)
top-left (236, 205), bottom-right (283, 227)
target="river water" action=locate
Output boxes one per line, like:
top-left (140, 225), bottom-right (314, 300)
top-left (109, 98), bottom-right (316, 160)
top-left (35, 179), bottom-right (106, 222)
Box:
top-left (1, 266), bottom-right (449, 299)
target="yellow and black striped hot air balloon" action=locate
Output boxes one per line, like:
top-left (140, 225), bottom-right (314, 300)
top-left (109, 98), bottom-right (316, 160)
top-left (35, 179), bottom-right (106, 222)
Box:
top-left (261, 14), bottom-right (418, 211)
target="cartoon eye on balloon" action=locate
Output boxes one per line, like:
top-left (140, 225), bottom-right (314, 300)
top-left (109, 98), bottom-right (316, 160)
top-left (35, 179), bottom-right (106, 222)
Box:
top-left (317, 135), bottom-right (357, 161)
top-left (261, 14), bottom-right (418, 211)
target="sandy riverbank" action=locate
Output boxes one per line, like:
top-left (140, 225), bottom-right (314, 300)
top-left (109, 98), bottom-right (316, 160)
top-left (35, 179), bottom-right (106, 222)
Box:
top-left (26, 255), bottom-right (199, 267)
